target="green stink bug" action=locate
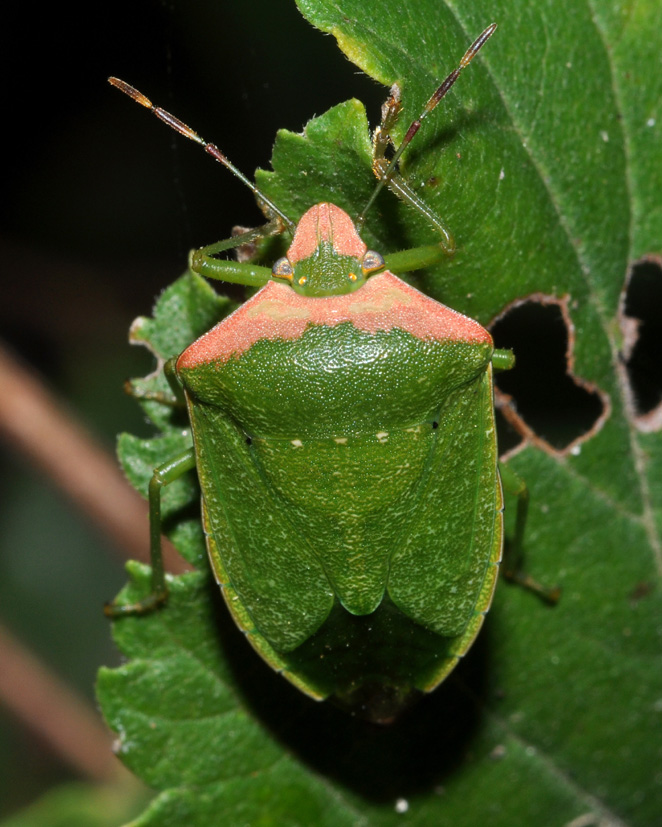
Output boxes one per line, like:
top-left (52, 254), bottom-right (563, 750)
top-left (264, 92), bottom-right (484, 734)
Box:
top-left (108, 24), bottom-right (545, 722)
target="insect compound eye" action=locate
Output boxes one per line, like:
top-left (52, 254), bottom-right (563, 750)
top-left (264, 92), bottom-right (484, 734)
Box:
top-left (362, 250), bottom-right (386, 276)
top-left (272, 257), bottom-right (294, 281)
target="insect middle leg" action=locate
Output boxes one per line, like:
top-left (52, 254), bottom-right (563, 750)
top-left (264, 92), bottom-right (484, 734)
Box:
top-left (105, 446), bottom-right (197, 617)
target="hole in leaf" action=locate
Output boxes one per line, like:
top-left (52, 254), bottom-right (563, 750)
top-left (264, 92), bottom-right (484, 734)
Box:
top-left (620, 257), bottom-right (662, 428)
top-left (491, 298), bottom-right (607, 453)
top-left (494, 407), bottom-right (524, 455)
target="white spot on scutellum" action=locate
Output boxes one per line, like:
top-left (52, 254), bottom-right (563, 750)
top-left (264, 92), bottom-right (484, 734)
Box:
top-left (395, 798), bottom-right (409, 814)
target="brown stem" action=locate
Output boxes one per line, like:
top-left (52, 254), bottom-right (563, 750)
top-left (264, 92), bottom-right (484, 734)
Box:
top-left (0, 624), bottom-right (124, 782)
top-left (0, 341), bottom-right (188, 574)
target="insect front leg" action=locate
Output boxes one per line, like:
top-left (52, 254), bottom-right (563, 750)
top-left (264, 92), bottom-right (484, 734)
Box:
top-left (367, 85), bottom-right (456, 254)
top-left (356, 23), bottom-right (497, 252)
top-left (375, 97), bottom-right (455, 279)
top-left (190, 220), bottom-right (286, 287)
top-left (105, 447), bottom-right (197, 617)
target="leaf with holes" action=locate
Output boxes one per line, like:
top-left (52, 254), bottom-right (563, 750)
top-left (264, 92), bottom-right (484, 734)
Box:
top-left (98, 1), bottom-right (662, 824)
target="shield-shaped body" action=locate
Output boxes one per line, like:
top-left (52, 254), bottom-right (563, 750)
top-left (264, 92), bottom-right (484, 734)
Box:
top-left (176, 204), bottom-right (502, 721)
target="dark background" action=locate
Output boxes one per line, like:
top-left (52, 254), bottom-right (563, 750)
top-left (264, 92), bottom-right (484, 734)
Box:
top-left (0, 0), bottom-right (385, 816)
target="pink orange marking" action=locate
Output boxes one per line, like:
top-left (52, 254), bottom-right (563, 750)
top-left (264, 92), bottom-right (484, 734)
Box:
top-left (178, 271), bottom-right (492, 369)
top-left (286, 203), bottom-right (367, 264)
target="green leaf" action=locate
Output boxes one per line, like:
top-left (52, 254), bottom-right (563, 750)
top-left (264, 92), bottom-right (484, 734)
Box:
top-left (126, 272), bottom-right (235, 433)
top-left (100, 1), bottom-right (662, 825)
